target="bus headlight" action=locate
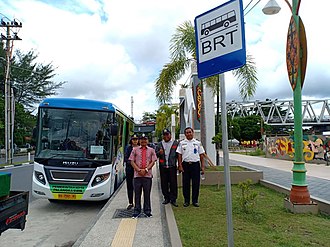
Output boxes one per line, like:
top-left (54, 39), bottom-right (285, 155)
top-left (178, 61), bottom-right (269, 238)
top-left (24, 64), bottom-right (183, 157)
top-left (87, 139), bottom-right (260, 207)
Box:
top-left (35, 171), bottom-right (46, 185)
top-left (92, 172), bottom-right (110, 187)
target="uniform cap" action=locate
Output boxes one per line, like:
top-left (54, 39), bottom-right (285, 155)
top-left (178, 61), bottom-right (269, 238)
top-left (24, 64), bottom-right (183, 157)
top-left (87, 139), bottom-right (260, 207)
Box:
top-left (139, 133), bottom-right (148, 139)
top-left (162, 128), bottom-right (171, 135)
top-left (131, 134), bottom-right (138, 139)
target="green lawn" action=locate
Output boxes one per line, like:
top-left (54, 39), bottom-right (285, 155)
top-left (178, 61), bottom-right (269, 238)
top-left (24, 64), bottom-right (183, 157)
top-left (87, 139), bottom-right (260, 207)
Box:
top-left (205, 166), bottom-right (248, 172)
top-left (173, 184), bottom-right (330, 247)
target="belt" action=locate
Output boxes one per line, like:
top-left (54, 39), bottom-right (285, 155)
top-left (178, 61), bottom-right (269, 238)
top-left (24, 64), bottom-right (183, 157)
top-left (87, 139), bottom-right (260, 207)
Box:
top-left (183, 161), bottom-right (199, 165)
top-left (161, 165), bottom-right (176, 168)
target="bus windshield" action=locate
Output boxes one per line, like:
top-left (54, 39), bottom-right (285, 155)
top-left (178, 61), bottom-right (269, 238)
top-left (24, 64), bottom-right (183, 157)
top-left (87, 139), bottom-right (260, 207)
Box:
top-left (35, 107), bottom-right (114, 162)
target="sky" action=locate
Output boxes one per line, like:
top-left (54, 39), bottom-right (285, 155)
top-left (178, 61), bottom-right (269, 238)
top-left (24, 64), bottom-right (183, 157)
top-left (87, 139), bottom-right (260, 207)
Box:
top-left (1, 0), bottom-right (329, 121)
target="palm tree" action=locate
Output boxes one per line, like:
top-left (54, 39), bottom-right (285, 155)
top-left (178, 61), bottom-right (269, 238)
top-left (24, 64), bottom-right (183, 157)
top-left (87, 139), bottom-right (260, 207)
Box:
top-left (155, 20), bottom-right (258, 104)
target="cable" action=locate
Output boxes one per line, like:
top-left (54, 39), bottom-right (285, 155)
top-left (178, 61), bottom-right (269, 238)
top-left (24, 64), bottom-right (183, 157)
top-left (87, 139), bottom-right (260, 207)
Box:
top-left (244, 0), bottom-right (262, 16)
top-left (243, 0), bottom-right (255, 11)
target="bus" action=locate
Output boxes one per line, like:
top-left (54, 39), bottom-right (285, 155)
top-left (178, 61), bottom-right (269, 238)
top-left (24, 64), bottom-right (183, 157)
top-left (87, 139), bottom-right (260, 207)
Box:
top-left (201, 10), bottom-right (236, 36)
top-left (32, 98), bottom-right (134, 201)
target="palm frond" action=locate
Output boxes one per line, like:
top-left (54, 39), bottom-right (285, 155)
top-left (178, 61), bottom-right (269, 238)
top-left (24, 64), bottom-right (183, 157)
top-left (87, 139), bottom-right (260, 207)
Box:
top-left (155, 57), bottom-right (191, 104)
top-left (233, 54), bottom-right (258, 101)
top-left (204, 75), bottom-right (219, 95)
top-left (170, 21), bottom-right (196, 61)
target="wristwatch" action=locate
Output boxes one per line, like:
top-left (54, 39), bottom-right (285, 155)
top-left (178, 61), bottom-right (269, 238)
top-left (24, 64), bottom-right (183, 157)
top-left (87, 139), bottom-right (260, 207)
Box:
top-left (145, 168), bottom-right (149, 173)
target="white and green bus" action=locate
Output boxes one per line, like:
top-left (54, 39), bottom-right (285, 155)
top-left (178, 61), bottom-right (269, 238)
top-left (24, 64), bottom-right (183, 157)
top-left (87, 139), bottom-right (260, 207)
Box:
top-left (32, 98), bottom-right (134, 201)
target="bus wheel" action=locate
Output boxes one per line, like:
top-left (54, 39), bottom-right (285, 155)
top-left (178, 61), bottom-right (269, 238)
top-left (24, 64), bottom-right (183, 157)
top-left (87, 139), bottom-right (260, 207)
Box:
top-left (224, 21), bottom-right (230, 27)
top-left (48, 199), bottom-right (58, 203)
top-left (204, 29), bottom-right (209, 35)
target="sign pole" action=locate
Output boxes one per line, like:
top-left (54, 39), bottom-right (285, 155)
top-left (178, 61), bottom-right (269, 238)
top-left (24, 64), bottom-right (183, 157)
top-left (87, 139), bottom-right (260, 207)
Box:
top-left (220, 73), bottom-right (234, 247)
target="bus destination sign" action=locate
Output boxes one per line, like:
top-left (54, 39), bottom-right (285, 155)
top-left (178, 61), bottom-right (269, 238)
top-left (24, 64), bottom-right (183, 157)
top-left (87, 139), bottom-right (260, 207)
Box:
top-left (194, 0), bottom-right (246, 79)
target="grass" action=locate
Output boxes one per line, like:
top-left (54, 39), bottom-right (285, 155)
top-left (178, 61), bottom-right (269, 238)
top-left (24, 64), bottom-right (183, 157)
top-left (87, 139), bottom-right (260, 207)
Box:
top-left (233, 148), bottom-right (266, 157)
top-left (173, 184), bottom-right (330, 247)
top-left (205, 166), bottom-right (248, 172)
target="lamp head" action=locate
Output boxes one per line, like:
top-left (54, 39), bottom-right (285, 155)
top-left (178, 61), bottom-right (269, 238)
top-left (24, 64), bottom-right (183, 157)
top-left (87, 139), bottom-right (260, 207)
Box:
top-left (262, 0), bottom-right (281, 15)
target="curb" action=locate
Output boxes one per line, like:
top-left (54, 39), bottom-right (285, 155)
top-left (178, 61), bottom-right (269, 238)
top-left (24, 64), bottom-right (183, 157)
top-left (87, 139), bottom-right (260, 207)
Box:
top-left (0, 162), bottom-right (33, 169)
top-left (260, 179), bottom-right (330, 215)
top-left (164, 204), bottom-right (183, 247)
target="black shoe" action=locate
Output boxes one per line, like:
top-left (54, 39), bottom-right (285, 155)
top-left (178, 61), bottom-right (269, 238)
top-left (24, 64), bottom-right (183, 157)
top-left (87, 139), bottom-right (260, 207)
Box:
top-left (162, 199), bottom-right (170, 205)
top-left (171, 200), bottom-right (178, 207)
top-left (126, 204), bottom-right (134, 210)
top-left (192, 203), bottom-right (200, 207)
top-left (132, 213), bottom-right (140, 219)
top-left (145, 213), bottom-right (153, 218)
top-left (183, 202), bottom-right (190, 207)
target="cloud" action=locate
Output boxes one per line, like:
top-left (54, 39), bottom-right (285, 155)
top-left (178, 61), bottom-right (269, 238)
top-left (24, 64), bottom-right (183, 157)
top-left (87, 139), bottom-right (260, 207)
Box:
top-left (1, 0), bottom-right (329, 121)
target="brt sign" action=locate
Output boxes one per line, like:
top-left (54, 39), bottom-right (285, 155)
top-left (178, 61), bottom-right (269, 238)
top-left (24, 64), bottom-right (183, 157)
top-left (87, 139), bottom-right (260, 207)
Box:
top-left (195, 0), bottom-right (246, 79)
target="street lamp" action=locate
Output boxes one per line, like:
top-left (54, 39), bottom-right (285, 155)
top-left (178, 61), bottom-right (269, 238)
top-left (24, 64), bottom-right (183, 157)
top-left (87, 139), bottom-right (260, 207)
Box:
top-left (262, 0), bottom-right (281, 15)
top-left (263, 0), bottom-right (311, 205)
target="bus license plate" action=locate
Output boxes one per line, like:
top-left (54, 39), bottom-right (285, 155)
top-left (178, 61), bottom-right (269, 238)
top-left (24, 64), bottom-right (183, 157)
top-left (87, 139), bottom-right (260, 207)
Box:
top-left (57, 194), bottom-right (77, 200)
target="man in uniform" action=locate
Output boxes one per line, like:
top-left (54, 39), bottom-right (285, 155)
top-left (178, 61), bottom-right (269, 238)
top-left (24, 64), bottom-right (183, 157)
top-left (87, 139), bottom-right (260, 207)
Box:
top-left (124, 134), bottom-right (139, 210)
top-left (156, 128), bottom-right (179, 207)
top-left (177, 127), bottom-right (205, 207)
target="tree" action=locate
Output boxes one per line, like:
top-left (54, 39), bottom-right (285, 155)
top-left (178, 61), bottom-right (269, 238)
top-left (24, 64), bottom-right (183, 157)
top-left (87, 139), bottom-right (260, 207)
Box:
top-left (155, 104), bottom-right (179, 140)
top-left (140, 111), bottom-right (156, 124)
top-left (0, 44), bottom-right (66, 146)
top-left (9, 49), bottom-right (66, 108)
top-left (13, 102), bottom-right (37, 146)
top-left (236, 115), bottom-right (262, 141)
top-left (155, 20), bottom-right (258, 104)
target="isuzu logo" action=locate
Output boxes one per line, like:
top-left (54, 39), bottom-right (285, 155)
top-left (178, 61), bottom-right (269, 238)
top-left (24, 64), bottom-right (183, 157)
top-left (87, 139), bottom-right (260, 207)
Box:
top-left (62, 161), bottom-right (79, 166)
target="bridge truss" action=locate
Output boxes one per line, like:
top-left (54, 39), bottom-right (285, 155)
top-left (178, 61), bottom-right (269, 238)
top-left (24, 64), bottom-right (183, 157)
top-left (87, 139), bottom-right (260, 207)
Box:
top-left (221, 99), bottom-right (330, 126)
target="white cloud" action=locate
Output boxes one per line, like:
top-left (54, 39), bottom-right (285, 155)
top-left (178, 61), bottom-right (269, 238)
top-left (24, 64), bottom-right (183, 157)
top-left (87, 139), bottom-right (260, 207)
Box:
top-left (1, 0), bottom-right (329, 121)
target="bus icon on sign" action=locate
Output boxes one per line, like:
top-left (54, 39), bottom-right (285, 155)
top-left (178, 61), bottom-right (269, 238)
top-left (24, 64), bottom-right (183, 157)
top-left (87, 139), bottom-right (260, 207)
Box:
top-left (201, 10), bottom-right (236, 36)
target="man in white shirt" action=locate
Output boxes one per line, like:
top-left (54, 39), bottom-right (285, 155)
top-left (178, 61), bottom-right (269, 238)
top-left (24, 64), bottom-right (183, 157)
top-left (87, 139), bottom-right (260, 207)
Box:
top-left (176, 127), bottom-right (205, 207)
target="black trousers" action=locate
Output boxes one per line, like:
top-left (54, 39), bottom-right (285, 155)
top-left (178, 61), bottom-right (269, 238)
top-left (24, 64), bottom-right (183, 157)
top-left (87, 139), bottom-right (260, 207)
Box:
top-left (182, 161), bottom-right (200, 204)
top-left (125, 165), bottom-right (134, 204)
top-left (160, 166), bottom-right (178, 202)
top-left (133, 177), bottom-right (152, 214)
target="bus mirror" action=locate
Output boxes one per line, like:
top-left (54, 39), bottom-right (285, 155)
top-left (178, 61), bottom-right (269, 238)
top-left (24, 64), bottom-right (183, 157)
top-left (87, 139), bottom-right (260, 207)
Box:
top-left (108, 124), bottom-right (118, 136)
top-left (32, 127), bottom-right (37, 140)
top-left (42, 116), bottom-right (50, 128)
top-left (42, 110), bottom-right (50, 128)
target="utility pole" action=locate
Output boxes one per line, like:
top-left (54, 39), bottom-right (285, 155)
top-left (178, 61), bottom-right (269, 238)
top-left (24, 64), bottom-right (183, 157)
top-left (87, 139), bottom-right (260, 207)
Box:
top-left (131, 96), bottom-right (134, 119)
top-left (0, 17), bottom-right (22, 164)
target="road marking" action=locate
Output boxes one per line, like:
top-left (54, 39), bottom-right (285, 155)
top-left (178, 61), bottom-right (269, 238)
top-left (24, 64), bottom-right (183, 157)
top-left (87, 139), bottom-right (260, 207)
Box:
top-left (111, 218), bottom-right (137, 247)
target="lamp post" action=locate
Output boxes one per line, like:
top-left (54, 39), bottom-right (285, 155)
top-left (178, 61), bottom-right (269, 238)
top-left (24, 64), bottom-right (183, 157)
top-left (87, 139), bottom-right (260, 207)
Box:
top-left (257, 119), bottom-right (264, 150)
top-left (263, 0), bottom-right (311, 204)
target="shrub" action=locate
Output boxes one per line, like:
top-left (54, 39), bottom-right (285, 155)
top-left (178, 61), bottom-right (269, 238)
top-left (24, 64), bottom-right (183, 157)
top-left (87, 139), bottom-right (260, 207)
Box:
top-left (237, 179), bottom-right (258, 213)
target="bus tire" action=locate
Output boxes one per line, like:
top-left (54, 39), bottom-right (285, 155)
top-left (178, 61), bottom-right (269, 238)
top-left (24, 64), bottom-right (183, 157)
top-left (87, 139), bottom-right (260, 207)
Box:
top-left (224, 21), bottom-right (230, 27)
top-left (48, 199), bottom-right (58, 203)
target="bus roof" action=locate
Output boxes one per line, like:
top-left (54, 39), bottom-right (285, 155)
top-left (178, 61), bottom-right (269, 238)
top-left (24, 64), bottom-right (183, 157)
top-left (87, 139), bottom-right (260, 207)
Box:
top-left (39, 98), bottom-right (116, 112)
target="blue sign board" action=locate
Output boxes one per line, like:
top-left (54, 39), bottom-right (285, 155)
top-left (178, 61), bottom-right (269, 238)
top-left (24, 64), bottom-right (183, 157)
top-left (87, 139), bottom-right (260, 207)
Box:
top-left (194, 0), bottom-right (246, 79)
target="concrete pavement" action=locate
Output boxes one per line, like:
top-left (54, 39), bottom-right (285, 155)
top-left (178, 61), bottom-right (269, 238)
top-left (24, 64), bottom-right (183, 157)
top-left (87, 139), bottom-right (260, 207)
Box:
top-left (74, 165), bottom-right (180, 247)
top-left (74, 153), bottom-right (330, 247)
top-left (225, 152), bottom-right (330, 202)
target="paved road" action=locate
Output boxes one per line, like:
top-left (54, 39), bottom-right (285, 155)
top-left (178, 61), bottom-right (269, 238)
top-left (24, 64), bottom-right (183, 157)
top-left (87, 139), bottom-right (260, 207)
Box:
top-left (2, 163), bottom-right (35, 201)
top-left (0, 153), bottom-right (34, 165)
top-left (1, 198), bottom-right (106, 247)
top-left (0, 159), bottom-right (106, 246)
